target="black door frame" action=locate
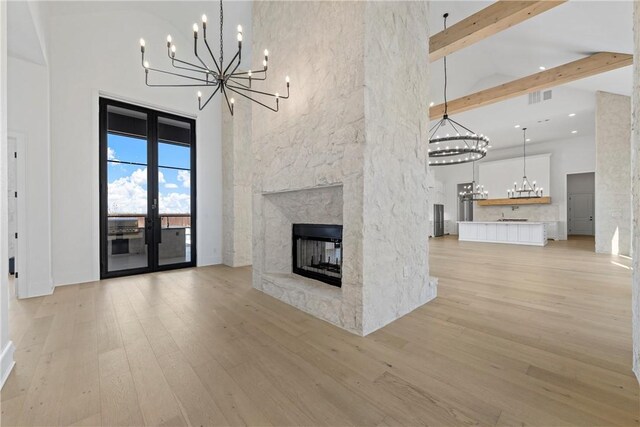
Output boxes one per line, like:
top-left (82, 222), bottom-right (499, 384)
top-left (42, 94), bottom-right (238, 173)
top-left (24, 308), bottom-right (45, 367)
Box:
top-left (99, 97), bottom-right (197, 279)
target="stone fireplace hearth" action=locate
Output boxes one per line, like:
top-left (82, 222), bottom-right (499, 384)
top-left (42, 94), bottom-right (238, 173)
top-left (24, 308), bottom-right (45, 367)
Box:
top-left (251, 1), bottom-right (436, 336)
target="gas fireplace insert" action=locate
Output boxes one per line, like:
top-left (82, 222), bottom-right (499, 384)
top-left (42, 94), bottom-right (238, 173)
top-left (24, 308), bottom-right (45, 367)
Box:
top-left (292, 224), bottom-right (342, 287)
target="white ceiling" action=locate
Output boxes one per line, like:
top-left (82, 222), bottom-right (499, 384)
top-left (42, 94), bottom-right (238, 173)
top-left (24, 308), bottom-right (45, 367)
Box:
top-left (7, 1), bottom-right (48, 65)
top-left (9, 1), bottom-right (254, 68)
top-left (429, 0), bottom-right (634, 149)
top-left (9, 0), bottom-right (633, 151)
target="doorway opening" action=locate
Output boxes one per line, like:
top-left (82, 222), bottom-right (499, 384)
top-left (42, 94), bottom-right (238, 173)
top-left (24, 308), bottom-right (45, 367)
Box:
top-left (567, 172), bottom-right (595, 237)
top-left (99, 98), bottom-right (197, 279)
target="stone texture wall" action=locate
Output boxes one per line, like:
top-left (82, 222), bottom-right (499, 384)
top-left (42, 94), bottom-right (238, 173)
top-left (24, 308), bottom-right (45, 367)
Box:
top-left (222, 98), bottom-right (252, 267)
top-left (251, 1), bottom-right (434, 335)
top-left (595, 91), bottom-right (631, 255)
top-left (361, 1), bottom-right (433, 334)
top-left (252, 1), bottom-right (367, 334)
top-left (632, 0), bottom-right (640, 383)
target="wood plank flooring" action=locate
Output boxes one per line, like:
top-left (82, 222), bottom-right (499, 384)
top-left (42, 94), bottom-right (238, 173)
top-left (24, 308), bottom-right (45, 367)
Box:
top-left (1, 236), bottom-right (638, 426)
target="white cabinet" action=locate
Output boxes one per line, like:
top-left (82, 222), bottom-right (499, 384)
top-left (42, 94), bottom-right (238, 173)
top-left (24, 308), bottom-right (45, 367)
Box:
top-left (458, 221), bottom-right (547, 246)
top-left (544, 221), bottom-right (558, 240)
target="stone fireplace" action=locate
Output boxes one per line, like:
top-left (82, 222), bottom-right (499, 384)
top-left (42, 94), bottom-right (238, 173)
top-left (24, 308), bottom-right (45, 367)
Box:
top-left (251, 1), bottom-right (436, 336)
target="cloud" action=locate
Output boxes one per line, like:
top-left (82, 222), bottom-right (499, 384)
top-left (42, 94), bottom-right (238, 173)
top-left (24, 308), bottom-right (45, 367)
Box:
top-left (108, 168), bottom-right (148, 214)
top-left (108, 167), bottom-right (190, 214)
top-left (158, 171), bottom-right (166, 184)
top-left (107, 147), bottom-right (117, 161)
top-left (178, 170), bottom-right (190, 188)
top-left (159, 192), bottom-right (190, 213)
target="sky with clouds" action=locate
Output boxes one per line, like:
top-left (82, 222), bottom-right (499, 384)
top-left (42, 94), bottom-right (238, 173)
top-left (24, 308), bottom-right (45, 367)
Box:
top-left (107, 134), bottom-right (191, 215)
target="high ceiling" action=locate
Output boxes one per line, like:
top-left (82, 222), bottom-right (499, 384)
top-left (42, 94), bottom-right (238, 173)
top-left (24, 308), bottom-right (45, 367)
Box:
top-left (429, 0), bottom-right (634, 149)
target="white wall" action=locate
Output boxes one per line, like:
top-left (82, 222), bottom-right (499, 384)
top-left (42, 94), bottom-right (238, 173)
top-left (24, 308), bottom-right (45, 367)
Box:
top-left (435, 134), bottom-right (595, 240)
top-left (7, 56), bottom-right (52, 297)
top-left (48, 4), bottom-right (223, 285)
top-left (479, 154), bottom-right (551, 198)
top-left (1, 0), bottom-right (16, 388)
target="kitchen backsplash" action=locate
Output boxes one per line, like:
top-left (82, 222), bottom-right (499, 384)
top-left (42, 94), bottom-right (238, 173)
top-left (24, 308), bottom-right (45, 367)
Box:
top-left (474, 204), bottom-right (559, 221)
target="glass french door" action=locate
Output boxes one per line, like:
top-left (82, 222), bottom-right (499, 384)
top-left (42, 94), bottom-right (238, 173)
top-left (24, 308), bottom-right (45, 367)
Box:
top-left (99, 98), bottom-right (196, 279)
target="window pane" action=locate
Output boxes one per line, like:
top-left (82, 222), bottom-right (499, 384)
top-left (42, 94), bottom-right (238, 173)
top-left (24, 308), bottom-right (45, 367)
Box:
top-left (108, 134), bottom-right (148, 165)
top-left (107, 163), bottom-right (148, 215)
top-left (158, 166), bottom-right (191, 265)
top-left (105, 104), bottom-right (149, 273)
top-left (158, 142), bottom-right (190, 170)
top-left (158, 167), bottom-right (190, 214)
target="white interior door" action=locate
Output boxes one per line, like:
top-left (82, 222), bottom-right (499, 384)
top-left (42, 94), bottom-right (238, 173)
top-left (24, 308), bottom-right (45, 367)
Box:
top-left (568, 193), bottom-right (594, 235)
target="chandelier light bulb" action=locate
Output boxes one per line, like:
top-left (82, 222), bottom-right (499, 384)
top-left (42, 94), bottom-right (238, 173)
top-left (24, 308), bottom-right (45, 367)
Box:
top-left (138, 0), bottom-right (291, 116)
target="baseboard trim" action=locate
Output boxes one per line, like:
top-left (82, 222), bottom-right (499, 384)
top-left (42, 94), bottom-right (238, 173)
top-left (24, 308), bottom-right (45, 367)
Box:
top-left (198, 255), bottom-right (222, 267)
top-left (0, 340), bottom-right (16, 389)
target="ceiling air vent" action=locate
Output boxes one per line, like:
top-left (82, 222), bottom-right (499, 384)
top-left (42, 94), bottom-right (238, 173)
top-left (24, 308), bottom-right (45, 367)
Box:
top-left (528, 91), bottom-right (541, 104)
top-left (528, 90), bottom-right (553, 105)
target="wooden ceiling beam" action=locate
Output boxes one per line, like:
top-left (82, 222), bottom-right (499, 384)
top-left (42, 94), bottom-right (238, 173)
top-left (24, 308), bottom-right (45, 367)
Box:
top-left (430, 1), bottom-right (566, 62)
top-left (429, 52), bottom-right (633, 118)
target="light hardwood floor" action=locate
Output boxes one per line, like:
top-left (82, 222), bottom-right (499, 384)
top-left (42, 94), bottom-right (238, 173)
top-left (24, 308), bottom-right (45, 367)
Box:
top-left (1, 236), bottom-right (638, 426)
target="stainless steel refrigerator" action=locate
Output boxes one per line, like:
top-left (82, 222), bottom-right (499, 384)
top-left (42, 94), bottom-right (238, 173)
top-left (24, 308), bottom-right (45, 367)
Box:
top-left (433, 204), bottom-right (444, 237)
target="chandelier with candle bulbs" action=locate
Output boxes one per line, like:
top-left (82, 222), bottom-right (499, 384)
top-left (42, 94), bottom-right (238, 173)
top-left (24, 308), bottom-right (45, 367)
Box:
top-left (459, 162), bottom-right (488, 201)
top-left (429, 13), bottom-right (489, 166)
top-left (138, 0), bottom-right (290, 115)
top-left (507, 128), bottom-right (543, 199)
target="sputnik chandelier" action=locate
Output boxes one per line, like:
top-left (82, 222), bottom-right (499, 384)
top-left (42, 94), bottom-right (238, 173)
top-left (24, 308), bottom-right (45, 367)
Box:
top-left (507, 128), bottom-right (543, 199)
top-left (429, 13), bottom-right (489, 166)
top-left (459, 162), bottom-right (488, 201)
top-left (139, 0), bottom-right (290, 115)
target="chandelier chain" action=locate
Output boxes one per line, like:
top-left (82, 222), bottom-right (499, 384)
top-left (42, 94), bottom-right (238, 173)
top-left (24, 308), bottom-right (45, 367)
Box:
top-left (219, 0), bottom-right (224, 67)
top-left (523, 128), bottom-right (527, 177)
top-left (443, 13), bottom-right (448, 116)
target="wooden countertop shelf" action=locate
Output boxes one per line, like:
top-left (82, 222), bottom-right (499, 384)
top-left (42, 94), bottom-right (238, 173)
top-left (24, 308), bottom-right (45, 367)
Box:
top-left (477, 196), bottom-right (551, 206)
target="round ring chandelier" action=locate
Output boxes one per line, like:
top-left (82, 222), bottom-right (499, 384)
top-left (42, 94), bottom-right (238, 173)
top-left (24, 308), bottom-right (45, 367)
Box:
top-left (429, 13), bottom-right (489, 166)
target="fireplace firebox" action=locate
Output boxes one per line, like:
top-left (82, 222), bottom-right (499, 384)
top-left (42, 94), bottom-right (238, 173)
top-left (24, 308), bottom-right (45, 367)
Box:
top-left (292, 224), bottom-right (342, 287)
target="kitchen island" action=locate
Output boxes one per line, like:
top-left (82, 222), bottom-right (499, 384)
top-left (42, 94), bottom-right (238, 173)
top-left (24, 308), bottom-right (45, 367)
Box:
top-left (458, 221), bottom-right (548, 246)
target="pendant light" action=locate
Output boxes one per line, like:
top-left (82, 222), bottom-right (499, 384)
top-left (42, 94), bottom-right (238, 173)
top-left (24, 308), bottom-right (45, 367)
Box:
top-left (138, 0), bottom-right (290, 115)
top-left (459, 161), bottom-right (488, 200)
top-left (429, 13), bottom-right (490, 166)
top-left (507, 128), bottom-right (543, 199)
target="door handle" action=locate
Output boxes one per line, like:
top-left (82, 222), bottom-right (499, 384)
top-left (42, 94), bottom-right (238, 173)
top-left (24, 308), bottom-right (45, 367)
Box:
top-left (145, 217), bottom-right (152, 245)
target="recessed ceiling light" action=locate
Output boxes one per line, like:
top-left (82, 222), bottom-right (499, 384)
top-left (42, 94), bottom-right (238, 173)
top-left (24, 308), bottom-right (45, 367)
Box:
top-left (568, 113), bottom-right (576, 117)
top-left (539, 66), bottom-right (546, 71)
top-left (514, 124), bottom-right (520, 128)
top-left (429, 101), bottom-right (435, 107)
top-left (571, 130), bottom-right (578, 134)
top-left (526, 138), bottom-right (531, 142)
